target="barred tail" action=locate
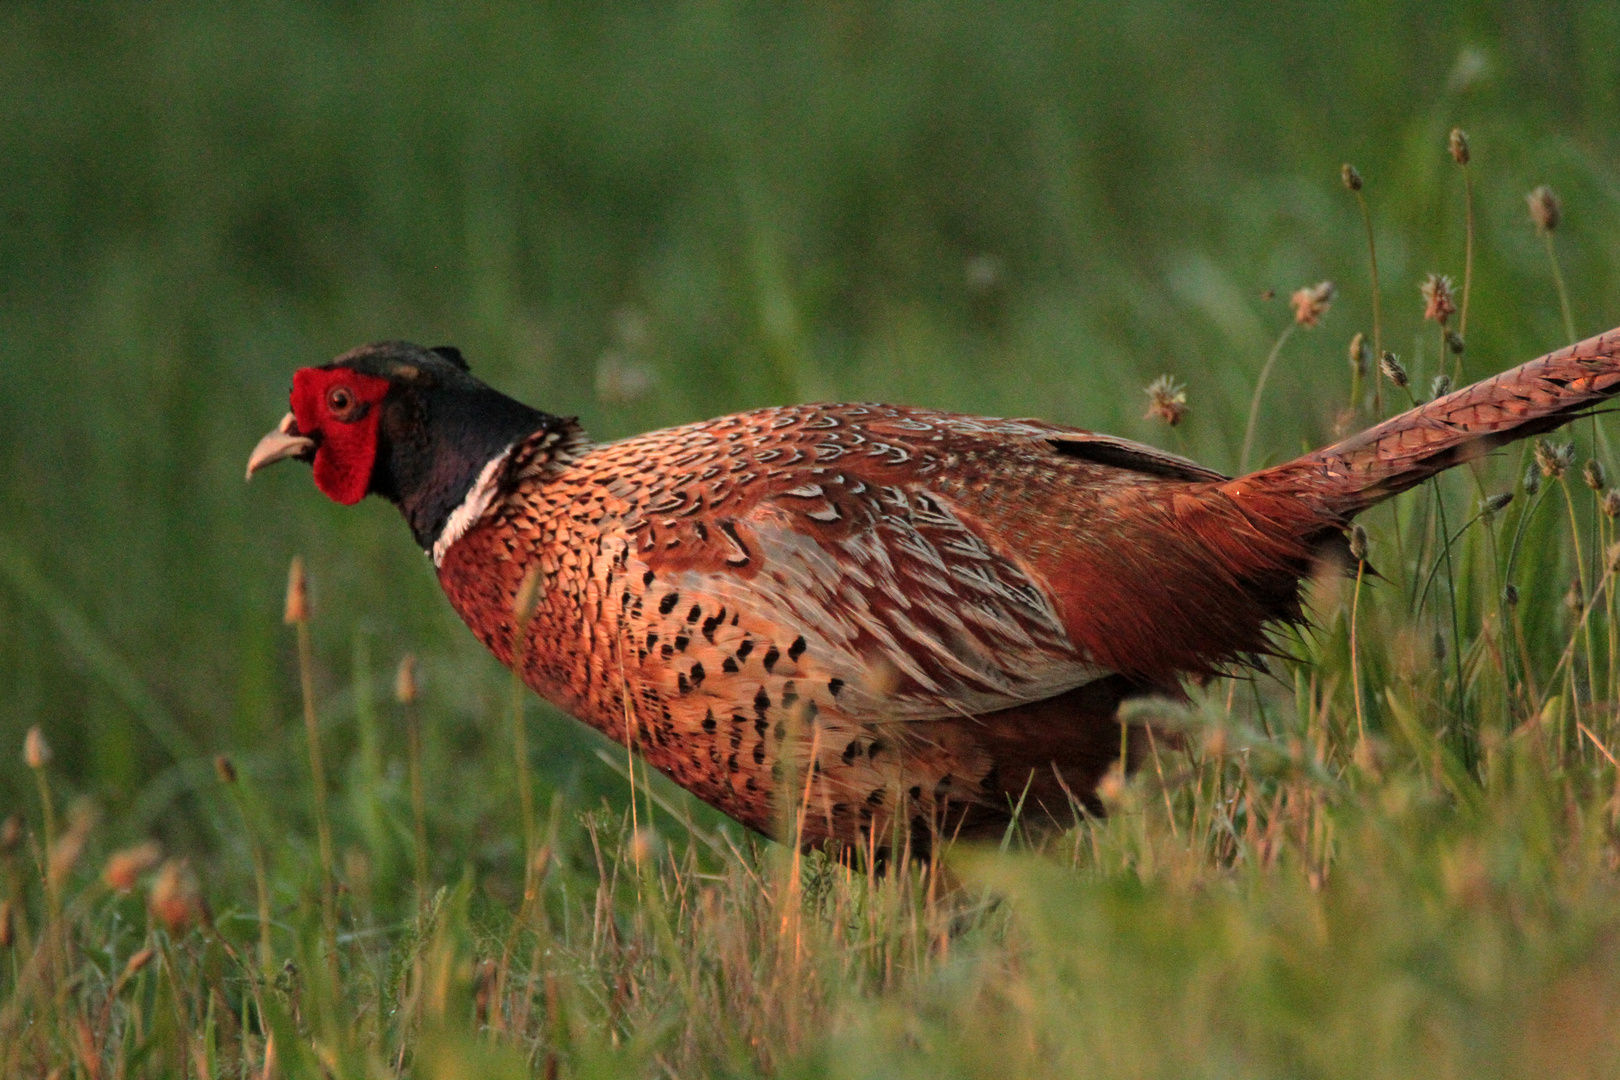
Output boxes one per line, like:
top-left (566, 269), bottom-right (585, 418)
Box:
top-left (1246, 327), bottom-right (1620, 516)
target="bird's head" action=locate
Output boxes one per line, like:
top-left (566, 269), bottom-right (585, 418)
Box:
top-left (247, 341), bottom-right (559, 552)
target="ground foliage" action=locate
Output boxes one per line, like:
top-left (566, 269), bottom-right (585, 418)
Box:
top-left (2, 2), bottom-right (1620, 1076)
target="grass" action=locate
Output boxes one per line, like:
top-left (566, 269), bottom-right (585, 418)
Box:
top-left (3, 1), bottom-right (1620, 1076)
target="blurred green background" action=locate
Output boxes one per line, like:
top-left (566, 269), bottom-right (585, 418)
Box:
top-left (1, 0), bottom-right (1616, 861)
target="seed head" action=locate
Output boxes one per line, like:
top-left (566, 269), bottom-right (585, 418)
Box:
top-left (48, 800), bottom-right (95, 889)
top-left (395, 654), bottom-right (419, 705)
top-left (1433, 631), bottom-right (1447, 663)
top-left (103, 840), bottom-right (162, 893)
top-left (149, 859), bottom-right (204, 934)
top-left (1291, 281), bottom-right (1336, 328)
top-left (1341, 163), bottom-right (1363, 191)
top-left (1446, 330), bottom-right (1465, 355)
top-left (1584, 459), bottom-right (1607, 491)
top-left (1349, 524), bottom-right (1369, 562)
top-left (1348, 332), bottom-right (1370, 376)
top-left (1527, 185), bottom-right (1561, 233)
top-left (1143, 374), bottom-right (1188, 427)
top-left (513, 567), bottom-right (542, 627)
top-left (1430, 374), bottom-right (1451, 400)
top-left (1421, 273), bottom-right (1456, 326)
top-left (1378, 352), bottom-right (1409, 389)
top-left (1535, 440), bottom-right (1574, 479)
top-left (0, 901), bottom-right (11, 948)
top-left (284, 556), bottom-right (309, 625)
top-left (1503, 583), bottom-right (1520, 607)
top-left (1448, 128), bottom-right (1471, 166)
top-left (629, 826), bottom-right (662, 866)
top-left (121, 946), bottom-right (155, 980)
top-left (1479, 492), bottom-right (1514, 521)
top-left (1603, 490), bottom-right (1620, 519)
top-left (1095, 764), bottom-right (1127, 806)
top-left (213, 755), bottom-right (237, 784)
top-left (594, 352), bottom-right (656, 406)
top-left (1609, 543), bottom-right (1620, 576)
top-left (23, 727), bottom-right (50, 770)
top-left (0, 814), bottom-right (21, 853)
top-left (1523, 464), bottom-right (1541, 496)
top-left (1565, 580), bottom-right (1585, 616)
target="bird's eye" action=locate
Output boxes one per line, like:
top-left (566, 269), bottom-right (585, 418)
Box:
top-left (327, 386), bottom-right (355, 415)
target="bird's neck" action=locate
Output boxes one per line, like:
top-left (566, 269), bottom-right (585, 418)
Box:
top-left (412, 419), bottom-right (591, 566)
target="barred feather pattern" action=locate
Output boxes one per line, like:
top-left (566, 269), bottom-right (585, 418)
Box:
top-left (435, 328), bottom-right (1620, 846)
top-left (437, 404), bottom-right (1228, 844)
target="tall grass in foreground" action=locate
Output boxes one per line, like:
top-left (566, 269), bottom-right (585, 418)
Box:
top-left (4, 564), bottom-right (1620, 1079)
top-left (7, 292), bottom-right (1620, 1076)
top-left (3, 74), bottom-right (1620, 1079)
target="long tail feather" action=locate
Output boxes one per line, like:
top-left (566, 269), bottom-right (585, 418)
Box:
top-left (1247, 327), bottom-right (1620, 515)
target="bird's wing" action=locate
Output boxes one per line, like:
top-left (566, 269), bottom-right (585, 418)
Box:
top-left (592, 404), bottom-right (1160, 727)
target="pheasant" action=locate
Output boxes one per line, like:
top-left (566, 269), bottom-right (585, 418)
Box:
top-left (248, 329), bottom-right (1620, 850)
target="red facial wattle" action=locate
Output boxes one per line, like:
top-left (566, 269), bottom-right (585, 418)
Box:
top-left (289, 368), bottom-right (393, 505)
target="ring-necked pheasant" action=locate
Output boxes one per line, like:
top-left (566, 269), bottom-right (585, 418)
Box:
top-left (249, 329), bottom-right (1620, 849)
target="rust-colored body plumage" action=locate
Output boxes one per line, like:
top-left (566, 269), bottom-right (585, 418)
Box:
top-left (252, 328), bottom-right (1620, 850)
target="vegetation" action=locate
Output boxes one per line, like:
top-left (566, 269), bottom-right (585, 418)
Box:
top-left (2, 2), bottom-right (1620, 1075)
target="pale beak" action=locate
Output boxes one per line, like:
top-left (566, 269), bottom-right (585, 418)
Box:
top-left (245, 412), bottom-right (316, 480)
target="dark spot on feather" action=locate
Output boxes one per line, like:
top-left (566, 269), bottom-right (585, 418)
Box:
top-left (643, 570), bottom-right (655, 586)
top-left (753, 743), bottom-right (766, 765)
top-left (788, 636), bottom-right (806, 661)
top-left (827, 678), bottom-right (844, 698)
top-left (689, 662), bottom-right (705, 686)
top-left (674, 635), bottom-right (689, 652)
top-left (722, 657), bottom-right (738, 674)
top-left (754, 686), bottom-right (770, 716)
top-left (763, 646), bottom-right (780, 672)
top-left (659, 592), bottom-right (679, 615)
top-left (842, 740), bottom-right (860, 765)
top-left (736, 639), bottom-right (754, 660)
top-left (687, 604), bottom-right (702, 623)
top-left (701, 711), bottom-right (717, 733)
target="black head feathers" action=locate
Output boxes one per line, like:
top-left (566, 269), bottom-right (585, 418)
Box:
top-left (430, 345), bottom-right (470, 371)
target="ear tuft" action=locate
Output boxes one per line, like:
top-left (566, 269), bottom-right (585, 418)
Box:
top-left (430, 345), bottom-right (469, 372)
